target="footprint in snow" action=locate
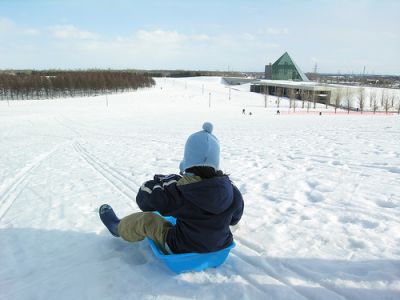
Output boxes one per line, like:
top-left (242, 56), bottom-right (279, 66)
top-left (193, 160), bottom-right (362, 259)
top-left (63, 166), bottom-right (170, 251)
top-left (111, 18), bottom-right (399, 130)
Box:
top-left (338, 216), bottom-right (379, 229)
top-left (331, 160), bottom-right (343, 166)
top-left (306, 190), bottom-right (325, 203)
top-left (375, 200), bottom-right (398, 209)
top-left (306, 179), bottom-right (319, 188)
top-left (388, 166), bottom-right (400, 174)
top-left (264, 195), bottom-right (280, 202)
top-left (300, 215), bottom-right (311, 221)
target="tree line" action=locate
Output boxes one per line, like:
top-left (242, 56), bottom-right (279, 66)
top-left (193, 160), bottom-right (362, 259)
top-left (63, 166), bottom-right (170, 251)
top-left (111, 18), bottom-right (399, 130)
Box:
top-left (0, 71), bottom-right (155, 100)
top-left (255, 84), bottom-right (400, 114)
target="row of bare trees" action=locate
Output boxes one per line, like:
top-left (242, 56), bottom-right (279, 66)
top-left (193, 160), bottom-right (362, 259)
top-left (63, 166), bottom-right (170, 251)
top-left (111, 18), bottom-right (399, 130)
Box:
top-left (0, 71), bottom-right (155, 100)
top-left (261, 86), bottom-right (322, 112)
top-left (260, 84), bottom-right (400, 114)
top-left (333, 88), bottom-right (400, 114)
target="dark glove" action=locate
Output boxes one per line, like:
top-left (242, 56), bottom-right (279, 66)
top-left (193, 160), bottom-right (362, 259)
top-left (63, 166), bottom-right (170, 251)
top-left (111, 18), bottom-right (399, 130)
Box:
top-left (141, 179), bottom-right (158, 191)
top-left (153, 174), bottom-right (181, 184)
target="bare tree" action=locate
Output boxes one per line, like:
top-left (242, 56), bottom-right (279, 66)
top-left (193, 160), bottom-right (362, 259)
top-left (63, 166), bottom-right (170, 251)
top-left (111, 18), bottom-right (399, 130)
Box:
top-left (307, 91), bottom-right (312, 113)
top-left (383, 91), bottom-right (390, 114)
top-left (334, 89), bottom-right (342, 113)
top-left (313, 90), bottom-right (317, 109)
top-left (389, 91), bottom-right (395, 108)
top-left (372, 92), bottom-right (379, 114)
top-left (289, 89), bottom-right (296, 112)
top-left (276, 87), bottom-right (282, 108)
top-left (264, 84), bottom-right (268, 108)
top-left (293, 95), bottom-right (297, 112)
top-left (325, 93), bottom-right (329, 109)
top-left (397, 95), bottom-right (400, 114)
top-left (345, 88), bottom-right (352, 114)
top-left (369, 89), bottom-right (376, 109)
top-left (358, 88), bottom-right (365, 114)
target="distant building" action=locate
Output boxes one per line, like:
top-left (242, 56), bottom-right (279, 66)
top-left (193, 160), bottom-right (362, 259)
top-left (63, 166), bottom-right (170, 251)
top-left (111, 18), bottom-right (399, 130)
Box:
top-left (265, 52), bottom-right (309, 81)
top-left (224, 51), bottom-right (340, 106)
top-left (250, 80), bottom-right (335, 105)
top-left (265, 63), bottom-right (272, 80)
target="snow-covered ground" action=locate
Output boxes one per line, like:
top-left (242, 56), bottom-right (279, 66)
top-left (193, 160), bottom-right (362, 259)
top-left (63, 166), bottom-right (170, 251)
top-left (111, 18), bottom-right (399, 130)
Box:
top-left (1, 77), bottom-right (399, 300)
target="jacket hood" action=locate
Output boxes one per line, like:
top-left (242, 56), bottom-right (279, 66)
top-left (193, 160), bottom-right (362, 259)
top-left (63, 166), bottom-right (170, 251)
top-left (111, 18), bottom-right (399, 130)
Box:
top-left (178, 176), bottom-right (233, 214)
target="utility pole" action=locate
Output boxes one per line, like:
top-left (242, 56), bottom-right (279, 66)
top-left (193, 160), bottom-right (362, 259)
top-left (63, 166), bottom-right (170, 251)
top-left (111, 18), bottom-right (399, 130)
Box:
top-left (313, 63), bottom-right (319, 82)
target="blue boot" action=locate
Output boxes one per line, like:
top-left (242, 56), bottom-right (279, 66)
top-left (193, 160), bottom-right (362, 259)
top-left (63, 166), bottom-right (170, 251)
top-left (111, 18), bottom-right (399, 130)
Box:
top-left (99, 204), bottom-right (120, 237)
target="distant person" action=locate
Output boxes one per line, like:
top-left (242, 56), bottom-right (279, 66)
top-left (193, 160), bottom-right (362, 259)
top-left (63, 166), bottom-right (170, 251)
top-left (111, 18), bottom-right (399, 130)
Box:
top-left (242, 108), bottom-right (246, 115)
top-left (99, 122), bottom-right (244, 254)
top-left (277, 110), bottom-right (280, 115)
top-left (249, 112), bottom-right (253, 116)
top-left (319, 112), bottom-right (322, 116)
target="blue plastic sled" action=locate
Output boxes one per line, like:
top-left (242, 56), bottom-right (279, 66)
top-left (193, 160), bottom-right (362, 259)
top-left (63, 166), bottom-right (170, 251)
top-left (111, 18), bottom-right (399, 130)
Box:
top-left (147, 216), bottom-right (235, 274)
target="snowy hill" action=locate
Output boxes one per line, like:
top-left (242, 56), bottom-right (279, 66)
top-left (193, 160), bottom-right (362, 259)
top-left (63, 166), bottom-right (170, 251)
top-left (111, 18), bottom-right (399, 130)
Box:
top-left (1, 77), bottom-right (399, 299)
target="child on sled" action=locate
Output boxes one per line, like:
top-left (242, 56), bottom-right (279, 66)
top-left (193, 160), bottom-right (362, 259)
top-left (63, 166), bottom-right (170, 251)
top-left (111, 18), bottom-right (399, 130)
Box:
top-left (99, 122), bottom-right (244, 254)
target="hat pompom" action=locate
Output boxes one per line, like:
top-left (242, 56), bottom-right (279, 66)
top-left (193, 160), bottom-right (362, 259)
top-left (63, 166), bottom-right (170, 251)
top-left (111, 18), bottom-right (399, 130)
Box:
top-left (202, 122), bottom-right (213, 133)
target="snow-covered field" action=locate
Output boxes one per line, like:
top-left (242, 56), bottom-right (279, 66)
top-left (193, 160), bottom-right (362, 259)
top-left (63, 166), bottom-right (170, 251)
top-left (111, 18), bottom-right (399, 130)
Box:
top-left (1, 77), bottom-right (399, 300)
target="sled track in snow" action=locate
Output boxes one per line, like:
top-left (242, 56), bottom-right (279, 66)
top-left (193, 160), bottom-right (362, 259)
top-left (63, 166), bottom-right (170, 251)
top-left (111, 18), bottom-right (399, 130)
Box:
top-left (233, 237), bottom-right (347, 300)
top-left (0, 144), bottom-right (65, 221)
top-left (73, 142), bottom-right (139, 207)
top-left (275, 260), bottom-right (348, 300)
top-left (232, 242), bottom-right (310, 300)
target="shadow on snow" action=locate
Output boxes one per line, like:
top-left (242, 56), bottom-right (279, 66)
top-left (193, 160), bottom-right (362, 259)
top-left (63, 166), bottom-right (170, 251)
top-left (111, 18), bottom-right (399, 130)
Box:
top-left (0, 228), bottom-right (399, 300)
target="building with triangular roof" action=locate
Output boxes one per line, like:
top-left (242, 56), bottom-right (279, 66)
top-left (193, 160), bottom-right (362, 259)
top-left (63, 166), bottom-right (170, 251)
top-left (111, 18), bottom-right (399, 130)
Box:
top-left (265, 52), bottom-right (309, 81)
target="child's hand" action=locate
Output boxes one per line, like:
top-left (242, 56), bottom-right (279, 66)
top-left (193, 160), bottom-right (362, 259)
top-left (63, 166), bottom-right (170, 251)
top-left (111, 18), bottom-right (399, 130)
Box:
top-left (140, 174), bottom-right (182, 194)
top-left (141, 179), bottom-right (158, 191)
top-left (154, 174), bottom-right (181, 183)
top-left (153, 174), bottom-right (166, 182)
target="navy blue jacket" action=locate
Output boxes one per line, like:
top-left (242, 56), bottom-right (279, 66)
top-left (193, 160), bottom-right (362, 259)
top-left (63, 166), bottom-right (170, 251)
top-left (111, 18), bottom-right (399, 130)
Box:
top-left (136, 174), bottom-right (244, 254)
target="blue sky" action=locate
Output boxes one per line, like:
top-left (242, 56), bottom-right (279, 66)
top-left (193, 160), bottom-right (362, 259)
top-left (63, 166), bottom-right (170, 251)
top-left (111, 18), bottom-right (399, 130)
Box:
top-left (0, 0), bottom-right (399, 74)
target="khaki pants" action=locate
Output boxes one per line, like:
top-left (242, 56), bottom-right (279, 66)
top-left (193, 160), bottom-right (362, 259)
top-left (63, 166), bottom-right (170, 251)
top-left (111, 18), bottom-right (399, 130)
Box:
top-left (118, 212), bottom-right (172, 254)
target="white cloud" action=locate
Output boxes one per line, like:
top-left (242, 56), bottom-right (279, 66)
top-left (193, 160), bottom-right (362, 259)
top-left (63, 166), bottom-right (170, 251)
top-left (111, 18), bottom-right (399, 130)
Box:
top-left (241, 33), bottom-right (256, 41)
top-left (22, 28), bottom-right (40, 36)
top-left (260, 27), bottom-right (289, 35)
top-left (382, 31), bottom-right (397, 39)
top-left (136, 29), bottom-right (186, 44)
top-left (50, 25), bottom-right (99, 40)
top-left (192, 34), bottom-right (210, 41)
top-left (260, 43), bottom-right (279, 49)
top-left (311, 56), bottom-right (319, 63)
top-left (0, 17), bottom-right (40, 37)
top-left (1, 25), bottom-right (281, 70)
top-left (0, 17), bottom-right (15, 33)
